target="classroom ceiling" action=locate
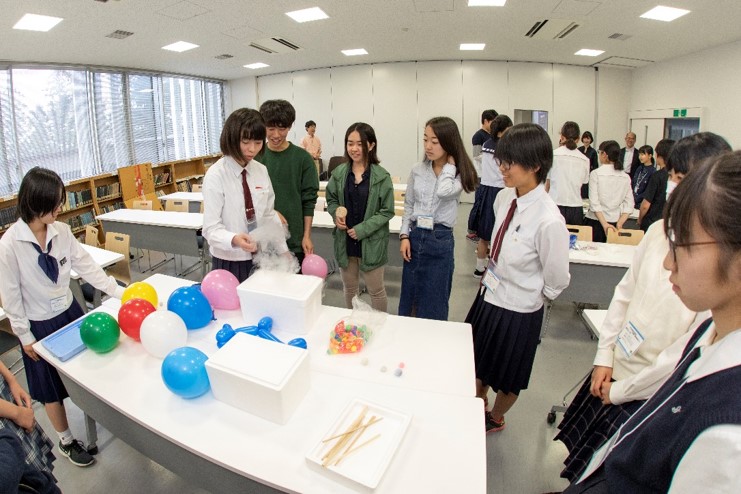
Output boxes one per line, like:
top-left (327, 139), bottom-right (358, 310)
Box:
top-left (2, 0), bottom-right (741, 81)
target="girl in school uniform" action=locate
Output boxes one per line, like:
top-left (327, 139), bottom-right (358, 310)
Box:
top-left (0, 167), bottom-right (126, 467)
top-left (547, 121), bottom-right (591, 226)
top-left (202, 108), bottom-right (289, 282)
top-left (583, 141), bottom-right (634, 243)
top-left (398, 116), bottom-right (477, 321)
top-left (631, 144), bottom-right (656, 207)
top-left (465, 123), bottom-right (570, 433)
top-left (564, 150), bottom-right (741, 493)
top-left (326, 123), bottom-right (395, 311)
top-left (578, 131), bottom-right (599, 199)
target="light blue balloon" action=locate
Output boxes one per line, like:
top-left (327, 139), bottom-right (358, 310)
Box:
top-left (167, 286), bottom-right (213, 330)
top-left (161, 347), bottom-right (210, 399)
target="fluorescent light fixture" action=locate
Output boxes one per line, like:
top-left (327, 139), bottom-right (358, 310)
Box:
top-left (162, 41), bottom-right (199, 52)
top-left (575, 49), bottom-right (605, 57)
top-left (460, 43), bottom-right (486, 51)
top-left (341, 48), bottom-right (368, 56)
top-left (244, 63), bottom-right (269, 69)
top-left (468, 0), bottom-right (507, 6)
top-left (640, 5), bottom-right (690, 22)
top-left (13, 13), bottom-right (63, 32)
top-left (286, 7), bottom-right (329, 23)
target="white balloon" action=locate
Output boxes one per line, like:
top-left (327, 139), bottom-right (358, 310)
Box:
top-left (140, 310), bottom-right (188, 359)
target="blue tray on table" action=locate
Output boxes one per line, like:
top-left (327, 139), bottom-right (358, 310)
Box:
top-left (41, 318), bottom-right (86, 361)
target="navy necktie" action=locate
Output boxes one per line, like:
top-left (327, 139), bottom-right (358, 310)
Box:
top-left (32, 239), bottom-right (59, 284)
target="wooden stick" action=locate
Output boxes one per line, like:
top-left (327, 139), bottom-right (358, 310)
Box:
top-left (322, 406), bottom-right (368, 466)
top-left (335, 433), bottom-right (381, 466)
top-left (321, 416), bottom-right (383, 442)
top-left (333, 415), bottom-right (376, 466)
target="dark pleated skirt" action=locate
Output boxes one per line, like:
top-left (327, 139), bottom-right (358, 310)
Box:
top-left (468, 185), bottom-right (503, 241)
top-left (554, 374), bottom-right (644, 482)
top-left (466, 290), bottom-right (544, 395)
top-left (212, 257), bottom-right (254, 283)
top-left (23, 301), bottom-right (84, 404)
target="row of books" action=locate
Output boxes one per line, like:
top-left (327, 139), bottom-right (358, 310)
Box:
top-left (99, 201), bottom-right (125, 214)
top-left (96, 182), bottom-right (121, 200)
top-left (154, 170), bottom-right (172, 185)
top-left (0, 205), bottom-right (18, 230)
top-left (67, 211), bottom-right (97, 232)
top-left (176, 180), bottom-right (192, 192)
top-left (62, 189), bottom-right (93, 212)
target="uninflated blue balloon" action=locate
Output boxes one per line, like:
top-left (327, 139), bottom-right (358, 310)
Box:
top-left (161, 347), bottom-right (210, 399)
top-left (167, 285), bottom-right (213, 330)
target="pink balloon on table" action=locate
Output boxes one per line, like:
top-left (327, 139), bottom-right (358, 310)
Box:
top-left (201, 269), bottom-right (241, 310)
top-left (302, 254), bottom-right (328, 279)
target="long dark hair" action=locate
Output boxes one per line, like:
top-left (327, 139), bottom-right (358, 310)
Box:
top-left (638, 145), bottom-right (655, 165)
top-left (344, 122), bottom-right (379, 168)
top-left (598, 140), bottom-right (622, 170)
top-left (425, 117), bottom-right (477, 193)
top-left (560, 121), bottom-right (580, 150)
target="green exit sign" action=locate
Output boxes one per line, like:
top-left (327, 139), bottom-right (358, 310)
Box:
top-left (673, 108), bottom-right (688, 117)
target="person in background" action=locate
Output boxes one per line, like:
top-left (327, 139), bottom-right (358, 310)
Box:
top-left (584, 141), bottom-right (634, 242)
top-left (202, 108), bottom-right (289, 282)
top-left (0, 167), bottom-right (127, 468)
top-left (300, 120), bottom-right (322, 178)
top-left (399, 116), bottom-right (477, 320)
top-left (471, 115), bottom-right (513, 277)
top-left (578, 131), bottom-right (599, 199)
top-left (637, 139), bottom-right (675, 232)
top-left (546, 121), bottom-right (590, 226)
top-left (618, 132), bottom-right (640, 180)
top-left (632, 145), bottom-right (656, 208)
top-left (326, 123), bottom-right (394, 311)
top-left (467, 108), bottom-right (498, 242)
top-left (258, 100), bottom-right (319, 266)
top-left (466, 123), bottom-right (570, 433)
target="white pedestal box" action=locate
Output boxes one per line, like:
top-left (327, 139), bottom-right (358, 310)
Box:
top-left (236, 270), bottom-right (322, 335)
top-left (205, 332), bottom-right (310, 424)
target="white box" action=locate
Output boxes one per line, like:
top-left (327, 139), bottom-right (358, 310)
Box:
top-left (237, 270), bottom-right (322, 335)
top-left (205, 332), bottom-right (310, 424)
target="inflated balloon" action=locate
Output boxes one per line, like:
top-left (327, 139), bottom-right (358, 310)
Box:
top-left (215, 324), bottom-right (236, 349)
top-left (215, 320), bottom-right (307, 350)
top-left (140, 310), bottom-right (188, 358)
top-left (118, 298), bottom-right (156, 341)
top-left (201, 269), bottom-right (241, 310)
top-left (167, 285), bottom-right (213, 330)
top-left (122, 282), bottom-right (158, 307)
top-left (257, 316), bottom-right (273, 332)
top-left (302, 254), bottom-right (328, 279)
top-left (161, 347), bottom-right (210, 399)
top-left (80, 312), bottom-right (120, 353)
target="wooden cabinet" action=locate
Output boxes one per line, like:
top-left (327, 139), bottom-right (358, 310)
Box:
top-left (58, 177), bottom-right (97, 238)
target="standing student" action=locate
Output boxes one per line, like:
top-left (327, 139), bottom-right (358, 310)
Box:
top-left (300, 120), bottom-right (322, 177)
top-left (0, 167), bottom-right (126, 468)
top-left (546, 121), bottom-right (590, 226)
top-left (584, 141), bottom-right (634, 242)
top-left (632, 145), bottom-right (656, 207)
top-left (258, 100), bottom-right (319, 266)
top-left (471, 109), bottom-right (498, 161)
top-left (563, 151), bottom-right (741, 493)
top-left (399, 117), bottom-right (477, 320)
top-left (202, 108), bottom-right (288, 282)
top-left (326, 123), bottom-right (394, 311)
top-left (578, 131), bottom-right (599, 199)
top-left (466, 123), bottom-right (570, 433)
top-left (637, 139), bottom-right (675, 232)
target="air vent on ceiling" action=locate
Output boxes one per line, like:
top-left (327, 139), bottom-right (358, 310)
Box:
top-left (525, 19), bottom-right (579, 39)
top-left (249, 37), bottom-right (302, 54)
top-left (608, 32), bottom-right (632, 41)
top-left (106, 30), bottom-right (133, 39)
top-left (215, 54), bottom-right (234, 60)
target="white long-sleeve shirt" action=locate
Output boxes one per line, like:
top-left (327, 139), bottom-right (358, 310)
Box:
top-left (400, 161), bottom-right (462, 236)
top-left (548, 146), bottom-right (590, 207)
top-left (0, 220), bottom-right (124, 345)
top-left (585, 164), bottom-right (634, 223)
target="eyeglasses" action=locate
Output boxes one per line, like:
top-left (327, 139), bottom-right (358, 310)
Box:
top-left (666, 228), bottom-right (719, 261)
top-left (498, 161), bottom-right (513, 171)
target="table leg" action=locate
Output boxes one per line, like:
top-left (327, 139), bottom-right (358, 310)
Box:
top-left (69, 280), bottom-right (89, 314)
top-left (85, 412), bottom-right (99, 454)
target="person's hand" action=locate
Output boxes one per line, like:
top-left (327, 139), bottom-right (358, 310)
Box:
top-left (335, 215), bottom-right (347, 230)
top-left (600, 382), bottom-right (613, 405)
top-left (400, 238), bottom-right (411, 262)
top-left (447, 155), bottom-right (456, 166)
top-left (302, 236), bottom-right (314, 255)
top-left (590, 366), bottom-right (613, 397)
top-left (276, 211), bottom-right (287, 225)
top-left (347, 228), bottom-right (358, 240)
top-left (232, 233), bottom-right (257, 253)
top-left (603, 224), bottom-right (617, 235)
top-left (8, 380), bottom-right (32, 409)
top-left (13, 405), bottom-right (35, 433)
top-left (22, 344), bottom-right (39, 362)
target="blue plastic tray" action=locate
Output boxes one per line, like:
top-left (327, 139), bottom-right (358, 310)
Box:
top-left (41, 318), bottom-right (86, 361)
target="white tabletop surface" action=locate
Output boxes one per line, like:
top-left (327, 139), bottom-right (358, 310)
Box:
top-left (569, 241), bottom-right (635, 268)
top-left (41, 273), bottom-right (485, 493)
top-left (320, 181), bottom-right (407, 192)
top-left (159, 192), bottom-right (204, 202)
top-left (70, 244), bottom-right (125, 280)
top-left (97, 209), bottom-right (203, 229)
top-left (313, 211), bottom-right (402, 234)
top-left (582, 309), bottom-right (607, 338)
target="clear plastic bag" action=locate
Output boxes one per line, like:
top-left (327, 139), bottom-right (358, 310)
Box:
top-left (328, 296), bottom-right (387, 354)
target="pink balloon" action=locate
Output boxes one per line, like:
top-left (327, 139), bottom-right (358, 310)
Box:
top-left (201, 269), bottom-right (241, 309)
top-left (302, 254), bottom-right (328, 279)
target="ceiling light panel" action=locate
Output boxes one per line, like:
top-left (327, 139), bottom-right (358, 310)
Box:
top-left (244, 63), bottom-right (269, 69)
top-left (286, 7), bottom-right (329, 23)
top-left (575, 49), bottom-right (604, 56)
top-left (460, 43), bottom-right (486, 51)
top-left (342, 49), bottom-right (368, 56)
top-left (468, 0), bottom-right (506, 6)
top-left (162, 41), bottom-right (199, 52)
top-left (640, 6), bottom-right (690, 22)
top-left (13, 13), bottom-right (63, 32)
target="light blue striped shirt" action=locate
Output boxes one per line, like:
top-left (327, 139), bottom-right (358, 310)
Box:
top-left (400, 160), bottom-right (463, 236)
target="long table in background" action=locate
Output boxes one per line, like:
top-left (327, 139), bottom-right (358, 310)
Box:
top-left (69, 244), bottom-right (125, 313)
top-left (35, 273), bottom-right (485, 494)
top-left (562, 241), bottom-right (635, 307)
top-left (159, 191), bottom-right (203, 213)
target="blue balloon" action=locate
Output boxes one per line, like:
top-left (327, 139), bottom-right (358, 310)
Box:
top-left (215, 324), bottom-right (236, 348)
top-left (167, 286), bottom-right (213, 330)
top-left (287, 338), bottom-right (307, 349)
top-left (161, 347), bottom-right (210, 399)
top-left (257, 317), bottom-right (273, 332)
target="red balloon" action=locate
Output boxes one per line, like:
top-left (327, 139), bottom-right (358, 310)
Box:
top-left (118, 298), bottom-right (156, 341)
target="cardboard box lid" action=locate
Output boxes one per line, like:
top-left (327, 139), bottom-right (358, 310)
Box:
top-left (237, 270), bottom-right (322, 301)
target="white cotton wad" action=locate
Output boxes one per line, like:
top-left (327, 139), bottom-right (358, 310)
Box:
top-left (250, 221), bottom-right (300, 274)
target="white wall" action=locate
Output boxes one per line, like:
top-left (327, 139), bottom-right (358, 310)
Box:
top-left (596, 67), bottom-right (632, 144)
top-left (227, 76), bottom-right (257, 112)
top-left (630, 39), bottom-right (741, 148)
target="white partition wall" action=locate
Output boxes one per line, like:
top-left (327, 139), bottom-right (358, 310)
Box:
top-left (462, 61), bottom-right (509, 149)
top-left (597, 67), bottom-right (632, 143)
top-left (507, 62), bottom-right (554, 135)
top-left (330, 65), bottom-right (374, 158)
top-left (256, 73), bottom-right (294, 136)
top-left (553, 65), bottom-right (596, 146)
top-left (417, 61), bottom-right (465, 161)
top-left (292, 69), bottom-right (332, 148)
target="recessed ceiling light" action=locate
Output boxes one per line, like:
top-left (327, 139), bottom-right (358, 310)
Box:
top-left (13, 13), bottom-right (63, 32)
top-left (244, 63), bottom-right (269, 69)
top-left (341, 49), bottom-right (368, 56)
top-left (460, 43), bottom-right (486, 51)
top-left (468, 0), bottom-right (507, 6)
top-left (640, 5), bottom-right (690, 22)
top-left (162, 41), bottom-right (199, 52)
top-left (575, 49), bottom-right (605, 56)
top-left (286, 7), bottom-right (329, 23)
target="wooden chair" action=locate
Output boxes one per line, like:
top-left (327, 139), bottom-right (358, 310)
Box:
top-left (85, 225), bottom-right (101, 248)
top-left (165, 199), bottom-right (189, 212)
top-left (104, 232), bottom-right (132, 286)
top-left (192, 183), bottom-right (203, 192)
top-left (566, 224), bottom-right (593, 242)
top-left (132, 199), bottom-right (153, 210)
top-left (607, 228), bottom-right (644, 245)
top-left (327, 156), bottom-right (346, 178)
top-left (393, 189), bottom-right (406, 203)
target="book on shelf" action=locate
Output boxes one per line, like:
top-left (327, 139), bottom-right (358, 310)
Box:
top-left (96, 182), bottom-right (121, 199)
top-left (62, 189), bottom-right (93, 212)
top-left (176, 180), bottom-right (192, 192)
top-left (0, 204), bottom-right (18, 229)
top-left (66, 211), bottom-right (97, 231)
top-left (153, 170), bottom-right (171, 185)
top-left (100, 201), bottom-right (125, 214)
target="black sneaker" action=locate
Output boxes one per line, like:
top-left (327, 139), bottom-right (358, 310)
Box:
top-left (485, 412), bottom-right (506, 434)
top-left (473, 268), bottom-right (485, 278)
top-left (59, 440), bottom-right (95, 467)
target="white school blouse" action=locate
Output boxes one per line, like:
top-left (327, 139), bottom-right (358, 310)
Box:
top-left (548, 146), bottom-right (590, 207)
top-left (0, 220), bottom-right (124, 345)
top-left (483, 185), bottom-right (570, 312)
top-left (585, 164), bottom-right (634, 223)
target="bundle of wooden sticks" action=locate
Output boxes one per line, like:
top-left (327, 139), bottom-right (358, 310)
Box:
top-left (320, 405), bottom-right (383, 467)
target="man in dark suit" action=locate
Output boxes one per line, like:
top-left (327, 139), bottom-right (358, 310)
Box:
top-left (619, 132), bottom-right (641, 183)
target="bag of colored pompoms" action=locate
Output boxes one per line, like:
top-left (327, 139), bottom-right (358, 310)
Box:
top-left (328, 296), bottom-right (387, 355)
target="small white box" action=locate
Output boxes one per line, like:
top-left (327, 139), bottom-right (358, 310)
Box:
top-left (205, 332), bottom-right (310, 424)
top-left (237, 270), bottom-right (322, 335)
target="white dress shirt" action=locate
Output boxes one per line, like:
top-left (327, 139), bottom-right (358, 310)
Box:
top-left (0, 220), bottom-right (124, 345)
top-left (480, 147), bottom-right (504, 188)
top-left (548, 146), bottom-right (590, 207)
top-left (202, 155), bottom-right (287, 261)
top-left (585, 164), bottom-right (634, 223)
top-left (623, 147), bottom-right (635, 175)
top-left (400, 161), bottom-right (462, 236)
top-left (483, 185), bottom-right (571, 312)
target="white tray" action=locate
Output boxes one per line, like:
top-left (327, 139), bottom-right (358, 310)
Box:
top-left (306, 398), bottom-right (412, 489)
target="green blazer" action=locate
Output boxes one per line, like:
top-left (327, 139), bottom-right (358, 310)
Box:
top-left (326, 162), bottom-right (395, 271)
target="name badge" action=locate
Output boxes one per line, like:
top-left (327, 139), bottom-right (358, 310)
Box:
top-left (617, 321), bottom-right (645, 359)
top-left (51, 295), bottom-right (68, 312)
top-left (246, 208), bottom-right (257, 233)
top-left (417, 215), bottom-right (434, 230)
top-left (482, 258), bottom-right (501, 294)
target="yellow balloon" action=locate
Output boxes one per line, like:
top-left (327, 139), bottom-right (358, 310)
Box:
top-left (122, 282), bottom-right (158, 307)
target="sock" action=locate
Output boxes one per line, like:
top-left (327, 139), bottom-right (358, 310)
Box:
top-left (476, 257), bottom-right (487, 271)
top-left (58, 429), bottom-right (74, 446)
